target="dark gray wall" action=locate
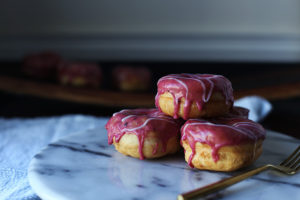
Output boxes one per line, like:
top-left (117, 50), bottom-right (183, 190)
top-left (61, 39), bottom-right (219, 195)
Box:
top-left (1, 0), bottom-right (300, 61)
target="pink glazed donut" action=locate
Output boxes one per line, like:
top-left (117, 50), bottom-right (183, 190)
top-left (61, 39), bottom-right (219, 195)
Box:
top-left (23, 51), bottom-right (62, 79)
top-left (112, 65), bottom-right (152, 92)
top-left (155, 74), bottom-right (234, 120)
top-left (105, 108), bottom-right (182, 159)
top-left (181, 117), bottom-right (266, 171)
top-left (57, 62), bottom-right (102, 88)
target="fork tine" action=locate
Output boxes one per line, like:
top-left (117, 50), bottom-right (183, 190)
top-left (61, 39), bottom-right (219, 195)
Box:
top-left (280, 146), bottom-right (300, 166)
top-left (283, 152), bottom-right (300, 168)
top-left (290, 155), bottom-right (300, 169)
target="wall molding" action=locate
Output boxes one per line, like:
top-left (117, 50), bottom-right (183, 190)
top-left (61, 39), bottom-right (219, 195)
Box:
top-left (1, 34), bottom-right (300, 62)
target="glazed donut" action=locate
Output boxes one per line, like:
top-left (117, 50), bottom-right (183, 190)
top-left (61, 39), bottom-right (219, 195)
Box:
top-left (112, 65), bottom-right (152, 92)
top-left (57, 62), bottom-right (102, 88)
top-left (23, 51), bottom-right (62, 79)
top-left (181, 117), bottom-right (266, 171)
top-left (155, 74), bottom-right (234, 120)
top-left (105, 109), bottom-right (182, 159)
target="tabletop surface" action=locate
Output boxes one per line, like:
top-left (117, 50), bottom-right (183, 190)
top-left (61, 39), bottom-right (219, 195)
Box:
top-left (28, 127), bottom-right (300, 200)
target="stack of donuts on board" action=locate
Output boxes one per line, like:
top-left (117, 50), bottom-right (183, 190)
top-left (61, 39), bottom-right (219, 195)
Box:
top-left (105, 74), bottom-right (266, 171)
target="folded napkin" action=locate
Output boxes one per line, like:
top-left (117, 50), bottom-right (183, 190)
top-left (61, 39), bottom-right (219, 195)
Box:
top-left (0, 96), bottom-right (272, 200)
top-left (234, 96), bottom-right (272, 122)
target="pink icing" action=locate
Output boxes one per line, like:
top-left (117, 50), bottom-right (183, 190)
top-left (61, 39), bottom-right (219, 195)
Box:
top-left (155, 74), bottom-right (234, 120)
top-left (181, 117), bottom-right (266, 167)
top-left (105, 109), bottom-right (182, 159)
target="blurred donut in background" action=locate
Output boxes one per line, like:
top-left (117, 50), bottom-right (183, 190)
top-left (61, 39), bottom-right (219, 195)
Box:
top-left (22, 51), bottom-right (62, 79)
top-left (57, 62), bottom-right (102, 88)
top-left (112, 65), bottom-right (152, 92)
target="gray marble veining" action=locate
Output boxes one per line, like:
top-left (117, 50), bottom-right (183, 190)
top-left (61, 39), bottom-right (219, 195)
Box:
top-left (28, 128), bottom-right (300, 200)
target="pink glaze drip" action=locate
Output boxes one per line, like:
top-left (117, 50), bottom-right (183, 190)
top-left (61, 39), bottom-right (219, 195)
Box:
top-left (152, 143), bottom-right (160, 155)
top-left (181, 117), bottom-right (266, 167)
top-left (155, 74), bottom-right (234, 120)
top-left (105, 109), bottom-right (182, 159)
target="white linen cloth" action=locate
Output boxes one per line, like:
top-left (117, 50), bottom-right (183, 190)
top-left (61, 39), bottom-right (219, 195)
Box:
top-left (234, 96), bottom-right (272, 122)
top-left (0, 96), bottom-right (272, 200)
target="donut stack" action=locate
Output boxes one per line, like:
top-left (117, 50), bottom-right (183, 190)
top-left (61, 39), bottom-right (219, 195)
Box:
top-left (106, 74), bottom-right (266, 171)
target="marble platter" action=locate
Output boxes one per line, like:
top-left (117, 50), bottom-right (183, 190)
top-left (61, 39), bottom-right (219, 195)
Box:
top-left (28, 128), bottom-right (300, 200)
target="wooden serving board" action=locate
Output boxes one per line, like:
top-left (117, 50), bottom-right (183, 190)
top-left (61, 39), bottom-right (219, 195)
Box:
top-left (0, 75), bottom-right (299, 107)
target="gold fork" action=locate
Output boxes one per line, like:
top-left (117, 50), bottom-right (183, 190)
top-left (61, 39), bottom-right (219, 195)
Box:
top-left (178, 145), bottom-right (300, 200)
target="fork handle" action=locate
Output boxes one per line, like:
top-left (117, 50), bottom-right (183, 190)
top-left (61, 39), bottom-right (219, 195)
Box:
top-left (178, 165), bottom-right (271, 200)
